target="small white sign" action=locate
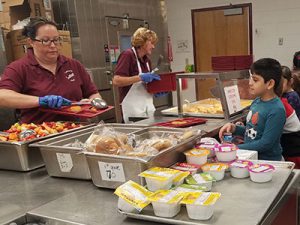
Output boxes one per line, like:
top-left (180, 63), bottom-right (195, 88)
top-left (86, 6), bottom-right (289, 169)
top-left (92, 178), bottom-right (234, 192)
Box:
top-left (56, 153), bottom-right (73, 173)
top-left (176, 40), bottom-right (189, 53)
top-left (98, 161), bottom-right (125, 182)
top-left (224, 85), bottom-right (241, 114)
top-left (0, 1), bottom-right (3, 12)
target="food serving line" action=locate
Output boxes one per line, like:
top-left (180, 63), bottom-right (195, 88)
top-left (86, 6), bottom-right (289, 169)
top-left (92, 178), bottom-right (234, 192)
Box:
top-left (0, 115), bottom-right (299, 225)
top-left (0, 70), bottom-right (298, 225)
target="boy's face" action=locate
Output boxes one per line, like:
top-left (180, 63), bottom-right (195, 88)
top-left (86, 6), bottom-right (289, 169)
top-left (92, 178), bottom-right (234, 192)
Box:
top-left (249, 73), bottom-right (273, 97)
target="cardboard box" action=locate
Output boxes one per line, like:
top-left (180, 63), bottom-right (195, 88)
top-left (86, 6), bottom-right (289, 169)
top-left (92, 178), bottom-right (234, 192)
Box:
top-left (58, 30), bottom-right (72, 58)
top-left (0, 0), bottom-right (54, 30)
top-left (10, 0), bottom-right (46, 27)
top-left (7, 29), bottom-right (73, 62)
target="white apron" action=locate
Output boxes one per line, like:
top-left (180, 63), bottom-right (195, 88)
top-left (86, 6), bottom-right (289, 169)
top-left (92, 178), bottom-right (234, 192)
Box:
top-left (121, 47), bottom-right (155, 123)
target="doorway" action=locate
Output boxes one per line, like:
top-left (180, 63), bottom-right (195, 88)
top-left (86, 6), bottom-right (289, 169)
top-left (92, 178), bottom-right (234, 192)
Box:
top-left (192, 3), bottom-right (252, 99)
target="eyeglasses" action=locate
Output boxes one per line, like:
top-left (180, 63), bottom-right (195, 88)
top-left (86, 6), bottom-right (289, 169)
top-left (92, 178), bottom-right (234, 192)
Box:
top-left (33, 37), bottom-right (62, 46)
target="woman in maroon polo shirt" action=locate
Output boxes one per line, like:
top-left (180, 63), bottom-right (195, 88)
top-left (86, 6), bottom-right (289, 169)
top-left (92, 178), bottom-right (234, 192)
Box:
top-left (113, 27), bottom-right (166, 123)
top-left (0, 17), bottom-right (101, 124)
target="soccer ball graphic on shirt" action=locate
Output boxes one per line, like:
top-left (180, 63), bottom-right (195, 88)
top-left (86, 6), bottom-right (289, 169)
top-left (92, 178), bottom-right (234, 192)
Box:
top-left (245, 110), bottom-right (258, 140)
top-left (246, 127), bottom-right (257, 140)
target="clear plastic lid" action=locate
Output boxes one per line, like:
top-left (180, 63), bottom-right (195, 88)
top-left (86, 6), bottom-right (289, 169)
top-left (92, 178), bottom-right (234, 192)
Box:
top-left (248, 164), bottom-right (275, 173)
top-left (184, 148), bottom-right (210, 156)
top-left (181, 192), bottom-right (221, 206)
top-left (229, 160), bottom-right (253, 168)
top-left (202, 163), bottom-right (228, 171)
top-left (114, 180), bottom-right (153, 211)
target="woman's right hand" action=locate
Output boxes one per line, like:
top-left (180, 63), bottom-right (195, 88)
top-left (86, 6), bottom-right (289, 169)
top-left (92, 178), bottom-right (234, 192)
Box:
top-left (219, 123), bottom-right (236, 141)
top-left (139, 73), bottom-right (161, 83)
top-left (39, 95), bottom-right (71, 108)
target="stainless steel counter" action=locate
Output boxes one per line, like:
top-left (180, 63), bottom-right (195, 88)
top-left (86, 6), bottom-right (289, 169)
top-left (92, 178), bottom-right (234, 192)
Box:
top-left (1, 167), bottom-right (299, 225)
top-left (0, 168), bottom-right (93, 225)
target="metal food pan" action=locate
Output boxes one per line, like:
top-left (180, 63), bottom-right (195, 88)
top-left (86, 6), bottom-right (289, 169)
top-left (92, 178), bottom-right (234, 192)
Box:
top-left (85, 127), bottom-right (201, 189)
top-left (30, 124), bottom-right (147, 180)
top-left (0, 122), bottom-right (94, 172)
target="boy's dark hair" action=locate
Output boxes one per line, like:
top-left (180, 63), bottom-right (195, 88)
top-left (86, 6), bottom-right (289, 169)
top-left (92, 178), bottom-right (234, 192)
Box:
top-left (293, 51), bottom-right (300, 69)
top-left (282, 65), bottom-right (292, 81)
top-left (22, 17), bottom-right (58, 40)
top-left (250, 58), bottom-right (282, 94)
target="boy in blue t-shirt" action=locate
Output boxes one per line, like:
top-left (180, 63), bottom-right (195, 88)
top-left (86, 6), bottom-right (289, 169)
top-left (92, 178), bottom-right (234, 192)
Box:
top-left (219, 58), bottom-right (286, 161)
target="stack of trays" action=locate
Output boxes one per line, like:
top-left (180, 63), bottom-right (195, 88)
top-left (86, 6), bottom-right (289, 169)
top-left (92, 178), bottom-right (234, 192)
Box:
top-left (212, 55), bottom-right (253, 71)
top-left (211, 56), bottom-right (235, 71)
top-left (235, 55), bottom-right (253, 70)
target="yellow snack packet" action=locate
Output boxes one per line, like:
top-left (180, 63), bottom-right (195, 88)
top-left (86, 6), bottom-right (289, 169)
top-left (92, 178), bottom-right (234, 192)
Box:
top-left (148, 190), bottom-right (184, 204)
top-left (181, 192), bottom-right (221, 206)
top-left (114, 180), bottom-right (152, 211)
top-left (139, 167), bottom-right (179, 181)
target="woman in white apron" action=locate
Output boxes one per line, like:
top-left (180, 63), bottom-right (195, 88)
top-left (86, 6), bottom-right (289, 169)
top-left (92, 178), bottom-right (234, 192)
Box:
top-left (113, 27), bottom-right (161, 123)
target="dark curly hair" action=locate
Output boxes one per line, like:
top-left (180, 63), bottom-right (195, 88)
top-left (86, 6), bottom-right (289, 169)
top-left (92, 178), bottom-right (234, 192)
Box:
top-left (22, 17), bottom-right (58, 40)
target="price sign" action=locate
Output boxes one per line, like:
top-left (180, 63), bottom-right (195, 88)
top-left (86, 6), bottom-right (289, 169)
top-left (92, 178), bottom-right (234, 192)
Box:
top-left (56, 153), bottom-right (73, 173)
top-left (98, 161), bottom-right (125, 182)
top-left (224, 85), bottom-right (241, 114)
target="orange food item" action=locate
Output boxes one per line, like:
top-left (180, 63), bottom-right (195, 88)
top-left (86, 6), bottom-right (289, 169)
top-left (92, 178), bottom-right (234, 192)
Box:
top-left (8, 133), bottom-right (18, 140)
top-left (68, 105), bottom-right (82, 113)
top-left (171, 121), bottom-right (187, 125)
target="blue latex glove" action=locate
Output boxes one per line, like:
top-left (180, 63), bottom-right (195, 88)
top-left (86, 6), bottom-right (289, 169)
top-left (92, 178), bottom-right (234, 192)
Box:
top-left (39, 95), bottom-right (71, 108)
top-left (154, 92), bottom-right (169, 98)
top-left (139, 73), bottom-right (161, 83)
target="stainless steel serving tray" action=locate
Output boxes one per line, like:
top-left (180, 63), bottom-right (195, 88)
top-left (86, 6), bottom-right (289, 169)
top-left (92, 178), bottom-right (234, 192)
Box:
top-left (0, 122), bottom-right (94, 172)
top-left (161, 99), bottom-right (251, 118)
top-left (118, 161), bottom-right (295, 225)
top-left (30, 124), bottom-right (148, 180)
top-left (85, 127), bottom-right (201, 189)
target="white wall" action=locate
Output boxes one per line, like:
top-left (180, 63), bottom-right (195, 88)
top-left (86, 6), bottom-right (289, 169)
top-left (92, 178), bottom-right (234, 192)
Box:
top-left (166, 0), bottom-right (300, 105)
top-left (166, 0), bottom-right (300, 69)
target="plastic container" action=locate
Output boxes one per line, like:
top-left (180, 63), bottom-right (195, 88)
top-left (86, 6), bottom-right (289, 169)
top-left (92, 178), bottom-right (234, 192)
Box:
top-left (181, 192), bottom-right (221, 220)
top-left (201, 163), bottom-right (228, 181)
top-left (248, 164), bottom-right (275, 183)
top-left (114, 180), bottom-right (152, 213)
top-left (229, 160), bottom-right (253, 178)
top-left (172, 171), bottom-right (190, 187)
top-left (185, 173), bottom-right (215, 191)
top-left (184, 148), bottom-right (210, 165)
top-left (195, 143), bottom-right (219, 158)
top-left (149, 190), bottom-right (183, 218)
top-left (139, 167), bottom-right (178, 191)
top-left (170, 162), bottom-right (201, 175)
top-left (214, 143), bottom-right (238, 162)
top-left (175, 183), bottom-right (209, 192)
top-left (146, 72), bottom-right (187, 94)
top-left (118, 197), bottom-right (138, 213)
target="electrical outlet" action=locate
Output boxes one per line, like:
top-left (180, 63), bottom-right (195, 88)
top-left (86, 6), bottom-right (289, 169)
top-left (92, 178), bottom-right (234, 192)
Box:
top-left (279, 38), bottom-right (283, 46)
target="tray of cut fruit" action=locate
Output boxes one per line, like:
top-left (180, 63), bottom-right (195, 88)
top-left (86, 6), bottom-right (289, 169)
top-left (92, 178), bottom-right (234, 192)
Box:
top-left (0, 121), bottom-right (94, 171)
